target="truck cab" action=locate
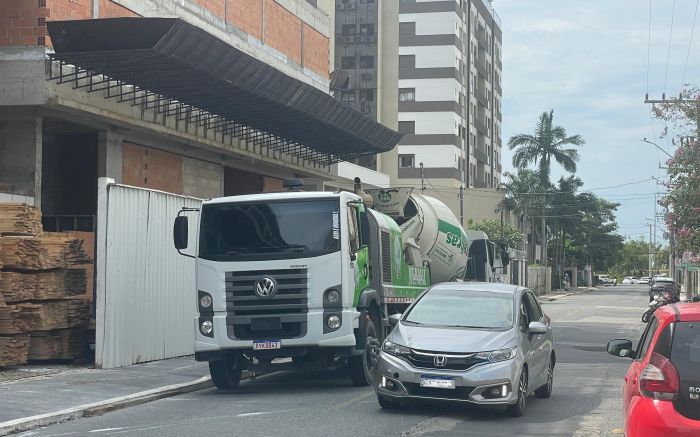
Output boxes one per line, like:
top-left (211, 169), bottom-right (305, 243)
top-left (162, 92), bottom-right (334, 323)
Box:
top-left (173, 188), bottom-right (430, 389)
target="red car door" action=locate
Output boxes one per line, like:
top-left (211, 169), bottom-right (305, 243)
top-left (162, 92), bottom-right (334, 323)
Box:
top-left (623, 318), bottom-right (660, 418)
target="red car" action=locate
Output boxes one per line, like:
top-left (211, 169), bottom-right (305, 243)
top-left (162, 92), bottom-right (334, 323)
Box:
top-left (608, 303), bottom-right (700, 437)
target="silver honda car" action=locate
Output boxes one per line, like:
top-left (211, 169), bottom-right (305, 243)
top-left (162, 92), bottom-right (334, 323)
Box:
top-left (374, 283), bottom-right (555, 416)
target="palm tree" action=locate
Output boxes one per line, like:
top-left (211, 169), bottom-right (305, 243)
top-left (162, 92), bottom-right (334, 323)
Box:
top-left (508, 110), bottom-right (585, 186)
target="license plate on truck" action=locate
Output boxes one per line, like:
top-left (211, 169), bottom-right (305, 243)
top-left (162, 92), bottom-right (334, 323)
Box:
top-left (420, 375), bottom-right (456, 389)
top-left (253, 340), bottom-right (281, 350)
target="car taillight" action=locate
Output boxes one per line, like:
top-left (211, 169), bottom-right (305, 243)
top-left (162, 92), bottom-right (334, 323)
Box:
top-left (639, 353), bottom-right (679, 401)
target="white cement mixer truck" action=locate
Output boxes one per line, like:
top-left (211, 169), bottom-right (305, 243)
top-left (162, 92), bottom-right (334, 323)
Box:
top-left (173, 180), bottom-right (496, 390)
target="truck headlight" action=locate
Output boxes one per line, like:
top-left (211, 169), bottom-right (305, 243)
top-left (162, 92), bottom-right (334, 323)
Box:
top-left (326, 315), bottom-right (341, 330)
top-left (325, 289), bottom-right (341, 305)
top-left (199, 294), bottom-right (212, 309)
top-left (200, 320), bottom-right (213, 336)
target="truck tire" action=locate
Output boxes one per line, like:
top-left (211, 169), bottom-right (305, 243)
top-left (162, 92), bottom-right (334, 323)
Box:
top-left (209, 356), bottom-right (242, 389)
top-left (349, 315), bottom-right (380, 386)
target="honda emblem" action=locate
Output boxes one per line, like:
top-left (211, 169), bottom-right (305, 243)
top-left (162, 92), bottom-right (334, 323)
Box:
top-left (434, 355), bottom-right (447, 367)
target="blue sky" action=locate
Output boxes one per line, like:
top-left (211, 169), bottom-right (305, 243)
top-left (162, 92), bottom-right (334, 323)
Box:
top-left (492, 0), bottom-right (699, 244)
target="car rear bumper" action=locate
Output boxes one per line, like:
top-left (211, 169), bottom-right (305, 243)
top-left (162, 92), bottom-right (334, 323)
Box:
top-left (374, 351), bottom-right (521, 405)
top-left (626, 396), bottom-right (700, 437)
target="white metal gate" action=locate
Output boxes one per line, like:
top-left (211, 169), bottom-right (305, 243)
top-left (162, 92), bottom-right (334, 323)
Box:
top-left (95, 178), bottom-right (201, 368)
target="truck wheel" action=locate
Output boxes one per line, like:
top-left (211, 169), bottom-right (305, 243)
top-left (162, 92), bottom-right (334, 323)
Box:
top-left (349, 315), bottom-right (380, 386)
top-left (209, 356), bottom-right (242, 390)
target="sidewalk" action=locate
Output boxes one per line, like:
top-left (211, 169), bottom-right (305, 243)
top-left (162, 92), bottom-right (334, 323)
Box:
top-left (538, 286), bottom-right (598, 303)
top-left (0, 356), bottom-right (212, 435)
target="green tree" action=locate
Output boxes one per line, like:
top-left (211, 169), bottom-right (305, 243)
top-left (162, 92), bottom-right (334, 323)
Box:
top-left (507, 110), bottom-right (585, 185)
top-left (470, 219), bottom-right (525, 254)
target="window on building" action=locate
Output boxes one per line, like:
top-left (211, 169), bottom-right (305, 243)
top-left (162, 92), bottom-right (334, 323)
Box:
top-left (399, 22), bottom-right (416, 35)
top-left (341, 56), bottom-right (356, 69)
top-left (359, 56), bottom-right (375, 69)
top-left (399, 88), bottom-right (416, 102)
top-left (398, 121), bottom-right (415, 134)
top-left (341, 91), bottom-right (356, 102)
top-left (359, 89), bottom-right (374, 101)
top-left (399, 154), bottom-right (415, 168)
top-left (399, 54), bottom-right (415, 68)
top-left (360, 23), bottom-right (375, 34)
top-left (341, 24), bottom-right (356, 34)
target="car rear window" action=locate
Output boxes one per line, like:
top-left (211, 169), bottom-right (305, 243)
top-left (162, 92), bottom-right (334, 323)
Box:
top-left (671, 322), bottom-right (700, 420)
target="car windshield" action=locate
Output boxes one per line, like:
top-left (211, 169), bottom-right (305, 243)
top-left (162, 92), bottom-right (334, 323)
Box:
top-left (403, 288), bottom-right (514, 330)
top-left (198, 199), bottom-right (341, 261)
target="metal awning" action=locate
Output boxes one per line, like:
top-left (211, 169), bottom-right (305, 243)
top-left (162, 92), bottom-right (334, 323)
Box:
top-left (46, 18), bottom-right (401, 165)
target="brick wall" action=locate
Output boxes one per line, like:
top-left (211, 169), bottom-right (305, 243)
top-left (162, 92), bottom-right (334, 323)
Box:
top-left (302, 23), bottom-right (328, 76)
top-left (122, 143), bottom-right (183, 194)
top-left (49, 0), bottom-right (92, 20)
top-left (226, 0), bottom-right (262, 40)
top-left (192, 0), bottom-right (225, 19)
top-left (99, 0), bottom-right (138, 18)
top-left (0, 0), bottom-right (49, 47)
top-left (264, 0), bottom-right (301, 64)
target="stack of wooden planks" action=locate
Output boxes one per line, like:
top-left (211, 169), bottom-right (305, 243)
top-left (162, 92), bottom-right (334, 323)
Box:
top-left (0, 204), bottom-right (92, 367)
top-left (0, 204), bottom-right (42, 236)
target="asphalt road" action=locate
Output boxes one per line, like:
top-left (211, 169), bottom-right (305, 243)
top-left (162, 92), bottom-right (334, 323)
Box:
top-left (19, 285), bottom-right (649, 437)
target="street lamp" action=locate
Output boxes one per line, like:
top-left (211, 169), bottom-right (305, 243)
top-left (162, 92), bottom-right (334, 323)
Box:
top-left (642, 138), bottom-right (673, 159)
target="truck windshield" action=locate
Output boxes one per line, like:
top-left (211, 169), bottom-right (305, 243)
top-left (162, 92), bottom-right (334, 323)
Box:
top-left (198, 199), bottom-right (341, 261)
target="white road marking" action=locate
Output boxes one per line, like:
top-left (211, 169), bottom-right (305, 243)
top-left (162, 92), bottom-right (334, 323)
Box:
top-left (236, 412), bottom-right (270, 417)
top-left (88, 428), bottom-right (126, 433)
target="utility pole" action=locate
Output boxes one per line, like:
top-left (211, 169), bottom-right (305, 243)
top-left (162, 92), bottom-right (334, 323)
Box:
top-left (644, 95), bottom-right (700, 141)
top-left (649, 223), bottom-right (653, 277)
top-left (420, 162), bottom-right (425, 195)
top-left (459, 185), bottom-right (464, 225)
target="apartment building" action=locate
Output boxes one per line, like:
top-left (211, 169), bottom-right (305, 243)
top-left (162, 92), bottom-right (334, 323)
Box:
top-left (319, 0), bottom-right (400, 189)
top-left (397, 0), bottom-right (503, 217)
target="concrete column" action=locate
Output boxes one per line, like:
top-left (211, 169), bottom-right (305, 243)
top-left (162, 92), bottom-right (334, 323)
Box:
top-left (97, 130), bottom-right (124, 183)
top-left (0, 117), bottom-right (42, 207)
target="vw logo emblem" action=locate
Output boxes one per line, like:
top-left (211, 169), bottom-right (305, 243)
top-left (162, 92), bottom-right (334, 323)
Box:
top-left (255, 277), bottom-right (277, 299)
top-left (434, 355), bottom-right (447, 367)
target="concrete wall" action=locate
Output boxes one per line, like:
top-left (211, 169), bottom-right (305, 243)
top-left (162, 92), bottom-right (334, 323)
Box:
top-left (182, 157), bottom-right (223, 199)
top-left (0, 117), bottom-right (41, 205)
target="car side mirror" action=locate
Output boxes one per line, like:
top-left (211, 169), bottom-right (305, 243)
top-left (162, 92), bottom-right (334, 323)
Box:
top-left (173, 216), bottom-right (188, 250)
top-left (389, 314), bottom-right (402, 327)
top-left (350, 252), bottom-right (357, 261)
top-left (527, 321), bottom-right (547, 335)
top-left (607, 339), bottom-right (634, 359)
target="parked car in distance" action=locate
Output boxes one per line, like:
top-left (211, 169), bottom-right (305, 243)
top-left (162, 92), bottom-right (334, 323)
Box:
top-left (607, 304), bottom-right (700, 437)
top-left (375, 283), bottom-right (555, 417)
top-left (639, 277), bottom-right (650, 284)
top-left (622, 276), bottom-right (639, 285)
top-left (649, 278), bottom-right (680, 301)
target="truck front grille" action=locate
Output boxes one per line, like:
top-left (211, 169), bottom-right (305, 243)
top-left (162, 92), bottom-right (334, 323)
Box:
top-left (225, 269), bottom-right (308, 340)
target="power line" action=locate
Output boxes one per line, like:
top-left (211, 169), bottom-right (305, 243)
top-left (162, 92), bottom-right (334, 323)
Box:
top-left (663, 0), bottom-right (677, 95)
top-left (681, 0), bottom-right (699, 90)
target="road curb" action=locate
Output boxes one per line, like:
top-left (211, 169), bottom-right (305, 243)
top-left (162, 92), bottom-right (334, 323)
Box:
top-left (0, 375), bottom-right (215, 436)
top-left (540, 287), bottom-right (597, 303)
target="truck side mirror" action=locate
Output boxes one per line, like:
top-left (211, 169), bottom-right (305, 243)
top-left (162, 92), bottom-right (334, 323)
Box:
top-left (501, 248), bottom-right (510, 266)
top-left (173, 216), bottom-right (188, 250)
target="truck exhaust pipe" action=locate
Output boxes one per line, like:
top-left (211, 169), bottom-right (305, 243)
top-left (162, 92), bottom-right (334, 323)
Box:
top-left (353, 177), bottom-right (374, 207)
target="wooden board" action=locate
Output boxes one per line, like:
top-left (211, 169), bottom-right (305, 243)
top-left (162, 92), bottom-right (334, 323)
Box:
top-left (28, 329), bottom-right (87, 361)
top-left (0, 303), bottom-right (40, 335)
top-left (0, 270), bottom-right (87, 303)
top-left (0, 334), bottom-right (29, 367)
top-left (0, 204), bottom-right (42, 236)
top-left (31, 299), bottom-right (90, 331)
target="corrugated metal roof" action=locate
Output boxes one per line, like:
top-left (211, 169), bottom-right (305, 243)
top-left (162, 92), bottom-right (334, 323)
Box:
top-left (46, 18), bottom-right (402, 164)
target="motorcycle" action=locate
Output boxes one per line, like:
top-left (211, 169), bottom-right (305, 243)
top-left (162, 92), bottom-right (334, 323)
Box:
top-left (642, 290), bottom-right (679, 323)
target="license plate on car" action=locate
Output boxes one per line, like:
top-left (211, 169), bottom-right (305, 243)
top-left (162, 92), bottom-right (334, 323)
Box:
top-left (252, 340), bottom-right (281, 350)
top-left (420, 375), bottom-right (456, 389)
